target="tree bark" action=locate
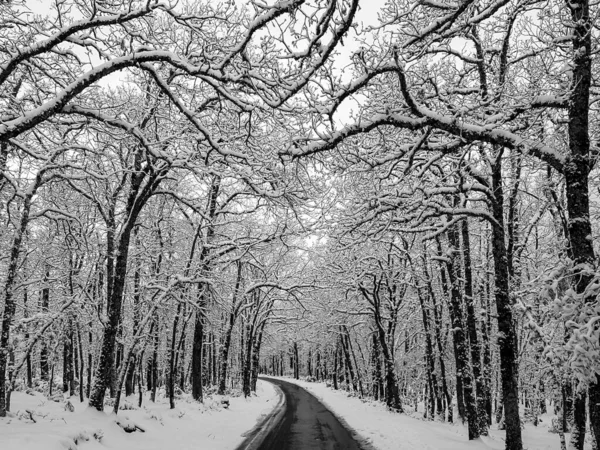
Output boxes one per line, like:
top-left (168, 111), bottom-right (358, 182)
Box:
top-left (191, 304), bottom-right (205, 402)
top-left (491, 151), bottom-right (523, 450)
top-left (446, 223), bottom-right (479, 440)
top-left (340, 326), bottom-right (358, 392)
top-left (191, 175), bottom-right (220, 399)
top-left (218, 262), bottom-right (243, 394)
top-left (371, 332), bottom-right (384, 401)
top-left (168, 302), bottom-right (182, 409)
top-left (562, 0), bottom-right (598, 446)
top-left (427, 265), bottom-right (452, 422)
top-left (150, 314), bottom-right (159, 403)
top-left (358, 277), bottom-right (402, 411)
top-left (415, 274), bottom-right (440, 420)
top-left (23, 288), bottom-right (33, 389)
top-left (481, 269), bottom-right (493, 426)
top-left (0, 179), bottom-right (40, 415)
top-left (293, 342), bottom-right (300, 380)
top-left (461, 218), bottom-right (488, 434)
top-left (40, 270), bottom-right (50, 382)
top-left (436, 238), bottom-right (466, 424)
top-left (250, 322), bottom-right (265, 392)
top-left (242, 319), bottom-right (254, 398)
top-left (77, 323), bottom-right (84, 402)
top-left (333, 341), bottom-right (339, 390)
top-left (88, 148), bottom-right (165, 411)
top-left (63, 319), bottom-right (74, 397)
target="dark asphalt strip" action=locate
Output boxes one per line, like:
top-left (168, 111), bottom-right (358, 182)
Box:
top-left (253, 377), bottom-right (363, 450)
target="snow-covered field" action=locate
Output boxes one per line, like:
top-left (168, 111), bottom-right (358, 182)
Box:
top-left (0, 380), bottom-right (278, 450)
top-left (271, 377), bottom-right (593, 450)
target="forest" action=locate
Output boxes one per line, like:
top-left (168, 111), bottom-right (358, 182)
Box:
top-left (0, 0), bottom-right (599, 449)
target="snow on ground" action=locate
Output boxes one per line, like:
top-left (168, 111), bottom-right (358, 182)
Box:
top-left (271, 377), bottom-right (593, 450)
top-left (0, 380), bottom-right (278, 450)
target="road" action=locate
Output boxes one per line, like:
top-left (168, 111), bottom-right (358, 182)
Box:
top-left (256, 377), bottom-right (363, 450)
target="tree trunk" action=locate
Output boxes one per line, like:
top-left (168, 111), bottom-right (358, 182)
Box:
top-left (168, 302), bottom-right (182, 409)
top-left (436, 238), bottom-right (465, 424)
top-left (191, 176), bottom-right (220, 400)
top-left (218, 262), bottom-right (243, 394)
top-left (137, 358), bottom-right (144, 408)
top-left (481, 250), bottom-right (494, 426)
top-left (461, 218), bottom-right (488, 434)
top-left (89, 228), bottom-right (138, 409)
top-left (562, 0), bottom-right (598, 445)
top-left (428, 271), bottom-right (451, 422)
top-left (211, 334), bottom-right (217, 387)
top-left (415, 269), bottom-right (440, 420)
top-left (87, 328), bottom-right (93, 399)
top-left (191, 307), bottom-right (204, 402)
top-left (456, 374), bottom-right (465, 423)
top-left (125, 355), bottom-right (136, 397)
top-left (6, 348), bottom-right (14, 411)
top-left (491, 151), bottom-right (523, 450)
top-left (23, 288), bottom-right (33, 389)
top-left (371, 332), bottom-right (384, 400)
top-left (293, 342), bottom-right (300, 380)
top-left (446, 223), bottom-right (479, 440)
top-left (88, 155), bottom-right (164, 411)
top-left (377, 324), bottom-right (402, 411)
top-left (173, 308), bottom-right (191, 394)
top-left (126, 230), bottom-right (142, 399)
top-left (49, 364), bottom-right (54, 397)
top-left (202, 331), bottom-right (210, 387)
top-left (40, 269), bottom-right (52, 383)
top-left (340, 326), bottom-right (357, 392)
top-left (243, 320), bottom-right (254, 398)
top-left (0, 169), bottom-right (40, 416)
top-left (333, 341), bottom-right (339, 390)
top-left (570, 388), bottom-right (587, 450)
top-left (77, 324), bottom-right (84, 402)
top-left (150, 314), bottom-right (159, 403)
top-left (63, 319), bottom-right (74, 397)
top-left (250, 324), bottom-right (265, 392)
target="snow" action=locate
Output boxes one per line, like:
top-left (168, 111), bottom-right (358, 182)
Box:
top-left (270, 377), bottom-right (593, 450)
top-left (2, 378), bottom-right (595, 450)
top-left (0, 380), bottom-right (278, 450)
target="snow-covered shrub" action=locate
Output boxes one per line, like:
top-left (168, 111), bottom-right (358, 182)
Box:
top-left (48, 392), bottom-right (63, 403)
top-left (24, 387), bottom-right (36, 396)
top-left (12, 379), bottom-right (26, 392)
top-left (69, 428), bottom-right (105, 444)
top-left (115, 416), bottom-right (145, 433)
top-left (229, 388), bottom-right (243, 398)
top-left (119, 401), bottom-right (138, 411)
top-left (18, 409), bottom-right (38, 422)
top-left (33, 379), bottom-right (48, 394)
top-left (144, 410), bottom-right (164, 425)
top-left (203, 385), bottom-right (218, 396)
top-left (541, 261), bottom-right (600, 384)
top-left (548, 416), bottom-right (563, 434)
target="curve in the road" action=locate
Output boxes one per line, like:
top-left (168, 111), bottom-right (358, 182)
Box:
top-left (254, 377), bottom-right (364, 450)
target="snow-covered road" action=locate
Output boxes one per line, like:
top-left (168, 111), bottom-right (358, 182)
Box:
top-left (256, 376), bottom-right (362, 450)
top-left (267, 377), bottom-right (593, 450)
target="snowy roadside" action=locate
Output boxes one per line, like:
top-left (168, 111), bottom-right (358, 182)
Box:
top-left (269, 377), bottom-right (591, 450)
top-left (0, 380), bottom-right (278, 450)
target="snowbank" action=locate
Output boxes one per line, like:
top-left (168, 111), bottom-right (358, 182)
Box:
top-left (0, 380), bottom-right (278, 450)
top-left (270, 377), bottom-right (593, 450)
